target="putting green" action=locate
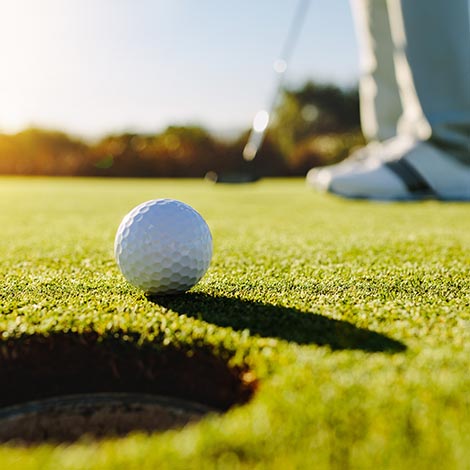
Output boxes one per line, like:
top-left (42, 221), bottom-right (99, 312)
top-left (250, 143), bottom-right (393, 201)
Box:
top-left (0, 177), bottom-right (469, 469)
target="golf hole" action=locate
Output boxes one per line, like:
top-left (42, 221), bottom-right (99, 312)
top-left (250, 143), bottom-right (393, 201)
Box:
top-left (0, 332), bottom-right (257, 444)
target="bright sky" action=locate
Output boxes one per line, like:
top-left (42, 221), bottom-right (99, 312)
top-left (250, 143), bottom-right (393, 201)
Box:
top-left (0, 0), bottom-right (359, 138)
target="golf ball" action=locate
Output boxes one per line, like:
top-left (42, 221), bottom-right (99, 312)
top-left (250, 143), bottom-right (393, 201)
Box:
top-left (114, 199), bottom-right (212, 295)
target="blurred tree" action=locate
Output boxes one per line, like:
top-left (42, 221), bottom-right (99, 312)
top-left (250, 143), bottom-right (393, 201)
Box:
top-left (0, 128), bottom-right (88, 175)
top-left (0, 81), bottom-right (365, 177)
top-left (270, 81), bottom-right (363, 172)
top-left (91, 126), bottom-right (221, 177)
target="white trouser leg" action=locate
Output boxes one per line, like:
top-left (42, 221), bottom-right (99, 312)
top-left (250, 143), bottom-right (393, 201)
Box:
top-left (308, 0), bottom-right (470, 198)
top-left (350, 0), bottom-right (403, 141)
top-left (387, 0), bottom-right (470, 164)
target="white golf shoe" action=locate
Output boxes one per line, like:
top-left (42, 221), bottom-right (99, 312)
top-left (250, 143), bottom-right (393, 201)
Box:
top-left (307, 137), bottom-right (470, 201)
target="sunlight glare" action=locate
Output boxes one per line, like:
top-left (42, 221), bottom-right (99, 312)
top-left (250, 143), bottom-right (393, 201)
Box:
top-left (273, 59), bottom-right (287, 74)
top-left (253, 110), bottom-right (269, 133)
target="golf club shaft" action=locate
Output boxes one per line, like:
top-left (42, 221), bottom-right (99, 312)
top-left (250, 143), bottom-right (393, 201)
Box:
top-left (243, 0), bottom-right (311, 161)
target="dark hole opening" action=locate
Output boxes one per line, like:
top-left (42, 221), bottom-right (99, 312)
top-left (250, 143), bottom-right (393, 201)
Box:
top-left (0, 332), bottom-right (256, 444)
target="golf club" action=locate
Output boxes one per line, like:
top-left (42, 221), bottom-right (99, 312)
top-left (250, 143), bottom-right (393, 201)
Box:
top-left (208, 0), bottom-right (311, 183)
top-left (242, 0), bottom-right (311, 162)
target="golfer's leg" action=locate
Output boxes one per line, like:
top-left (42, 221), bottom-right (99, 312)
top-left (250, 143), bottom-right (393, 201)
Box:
top-left (388, 0), bottom-right (470, 164)
top-left (350, 0), bottom-right (402, 142)
top-left (307, 0), bottom-right (470, 199)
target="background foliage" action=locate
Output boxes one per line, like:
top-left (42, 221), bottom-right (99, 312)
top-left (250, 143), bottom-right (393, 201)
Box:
top-left (0, 82), bottom-right (364, 177)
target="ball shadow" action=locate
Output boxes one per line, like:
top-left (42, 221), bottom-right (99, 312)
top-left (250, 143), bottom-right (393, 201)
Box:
top-left (149, 293), bottom-right (406, 353)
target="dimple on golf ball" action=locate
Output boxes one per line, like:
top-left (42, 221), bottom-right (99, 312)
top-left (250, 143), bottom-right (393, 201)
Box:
top-left (114, 199), bottom-right (212, 295)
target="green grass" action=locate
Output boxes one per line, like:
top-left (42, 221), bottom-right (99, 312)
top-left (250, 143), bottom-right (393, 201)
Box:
top-left (0, 177), bottom-right (469, 469)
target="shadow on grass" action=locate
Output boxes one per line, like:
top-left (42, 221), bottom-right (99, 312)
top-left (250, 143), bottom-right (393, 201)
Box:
top-left (150, 293), bottom-right (406, 353)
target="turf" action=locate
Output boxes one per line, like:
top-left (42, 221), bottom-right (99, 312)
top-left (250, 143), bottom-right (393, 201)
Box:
top-left (0, 177), bottom-right (469, 469)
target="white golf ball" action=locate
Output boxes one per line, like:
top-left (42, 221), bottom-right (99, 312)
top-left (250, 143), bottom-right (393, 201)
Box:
top-left (114, 199), bottom-right (212, 295)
